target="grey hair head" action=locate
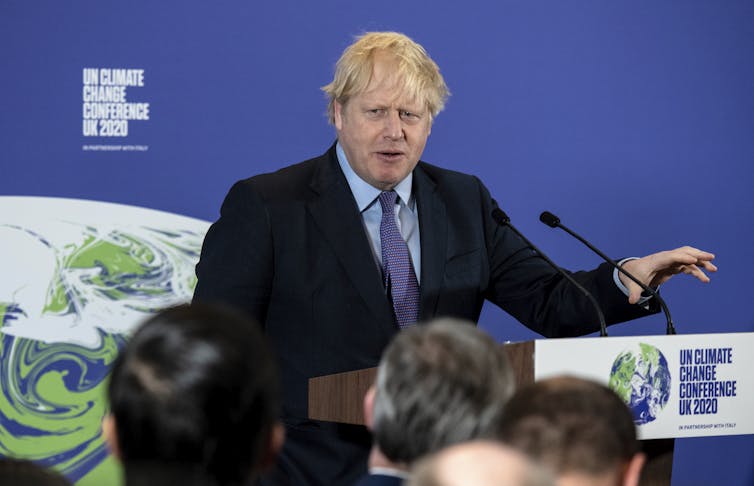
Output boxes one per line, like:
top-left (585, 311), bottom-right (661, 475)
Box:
top-left (371, 318), bottom-right (515, 464)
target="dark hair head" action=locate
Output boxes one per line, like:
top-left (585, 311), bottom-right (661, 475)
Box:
top-left (0, 458), bottom-right (71, 486)
top-left (107, 303), bottom-right (279, 485)
top-left (497, 375), bottom-right (639, 476)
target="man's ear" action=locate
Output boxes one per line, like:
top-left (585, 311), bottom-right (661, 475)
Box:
top-left (622, 452), bottom-right (646, 486)
top-left (258, 422), bottom-right (285, 470)
top-left (101, 414), bottom-right (121, 461)
top-left (363, 385), bottom-right (376, 431)
top-left (333, 100), bottom-right (345, 130)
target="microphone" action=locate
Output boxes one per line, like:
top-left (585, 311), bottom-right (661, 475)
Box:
top-left (491, 208), bottom-right (608, 337)
top-left (539, 211), bottom-right (676, 335)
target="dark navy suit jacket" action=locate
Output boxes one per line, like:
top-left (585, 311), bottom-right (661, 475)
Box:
top-left (193, 144), bottom-right (655, 485)
top-left (353, 473), bottom-right (404, 486)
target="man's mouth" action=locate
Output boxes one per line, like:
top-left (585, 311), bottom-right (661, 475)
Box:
top-left (376, 151), bottom-right (404, 161)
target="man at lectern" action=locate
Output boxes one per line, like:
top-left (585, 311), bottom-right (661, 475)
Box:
top-left (193, 31), bottom-right (715, 486)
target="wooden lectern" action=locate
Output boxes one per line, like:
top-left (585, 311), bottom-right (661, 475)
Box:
top-left (309, 340), bottom-right (673, 486)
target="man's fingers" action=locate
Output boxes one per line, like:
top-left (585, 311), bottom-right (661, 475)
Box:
top-left (661, 249), bottom-right (702, 266)
top-left (651, 247), bottom-right (716, 272)
top-left (672, 248), bottom-right (717, 279)
top-left (673, 247), bottom-right (715, 264)
top-left (682, 264), bottom-right (712, 283)
top-left (681, 246), bottom-right (715, 260)
top-left (698, 260), bottom-right (718, 272)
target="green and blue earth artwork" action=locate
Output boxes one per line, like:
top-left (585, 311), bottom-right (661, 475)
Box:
top-left (0, 197), bottom-right (209, 485)
top-left (609, 342), bottom-right (672, 425)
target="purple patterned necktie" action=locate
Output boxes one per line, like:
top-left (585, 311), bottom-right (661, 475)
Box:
top-left (378, 191), bottom-right (420, 328)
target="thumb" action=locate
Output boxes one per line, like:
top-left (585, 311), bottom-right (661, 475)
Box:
top-left (627, 282), bottom-right (643, 305)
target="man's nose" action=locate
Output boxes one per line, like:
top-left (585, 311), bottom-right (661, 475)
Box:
top-left (383, 111), bottom-right (404, 140)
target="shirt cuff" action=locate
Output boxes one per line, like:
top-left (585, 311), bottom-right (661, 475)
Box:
top-left (613, 257), bottom-right (654, 306)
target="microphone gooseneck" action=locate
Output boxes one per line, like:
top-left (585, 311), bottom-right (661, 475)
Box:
top-left (491, 208), bottom-right (608, 337)
top-left (539, 210), bottom-right (676, 335)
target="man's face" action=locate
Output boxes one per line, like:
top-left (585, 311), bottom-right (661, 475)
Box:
top-left (334, 55), bottom-right (432, 191)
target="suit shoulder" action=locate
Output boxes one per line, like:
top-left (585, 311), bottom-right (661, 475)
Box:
top-left (417, 161), bottom-right (486, 191)
top-left (231, 151), bottom-right (330, 200)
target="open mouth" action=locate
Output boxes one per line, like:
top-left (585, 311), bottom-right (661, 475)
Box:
top-left (376, 151), bottom-right (404, 161)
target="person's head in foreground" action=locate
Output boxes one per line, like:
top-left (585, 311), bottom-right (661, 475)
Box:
top-left (497, 376), bottom-right (645, 486)
top-left (408, 440), bottom-right (555, 486)
top-left (103, 303), bottom-right (282, 485)
top-left (0, 458), bottom-right (71, 486)
top-left (364, 318), bottom-right (515, 472)
top-left (322, 31), bottom-right (450, 191)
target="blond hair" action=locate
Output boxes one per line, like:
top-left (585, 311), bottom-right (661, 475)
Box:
top-left (322, 32), bottom-right (450, 124)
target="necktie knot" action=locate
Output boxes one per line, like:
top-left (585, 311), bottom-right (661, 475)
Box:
top-left (378, 191), bottom-right (398, 214)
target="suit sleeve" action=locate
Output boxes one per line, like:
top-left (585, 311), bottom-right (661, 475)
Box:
top-left (193, 180), bottom-right (273, 326)
top-left (477, 179), bottom-right (657, 337)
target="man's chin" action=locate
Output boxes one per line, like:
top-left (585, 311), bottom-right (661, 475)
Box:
top-left (377, 166), bottom-right (416, 184)
top-left (374, 180), bottom-right (400, 191)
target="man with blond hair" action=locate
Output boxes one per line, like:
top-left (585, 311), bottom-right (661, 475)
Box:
top-left (194, 31), bottom-right (715, 485)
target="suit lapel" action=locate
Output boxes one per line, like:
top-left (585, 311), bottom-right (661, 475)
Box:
top-left (414, 164), bottom-right (447, 321)
top-left (306, 148), bottom-right (395, 329)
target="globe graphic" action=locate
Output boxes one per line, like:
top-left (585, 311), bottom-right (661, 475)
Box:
top-left (608, 343), bottom-right (671, 425)
top-left (0, 197), bottom-right (209, 484)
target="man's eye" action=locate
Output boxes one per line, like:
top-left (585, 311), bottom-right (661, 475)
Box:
top-left (400, 111), bottom-right (422, 122)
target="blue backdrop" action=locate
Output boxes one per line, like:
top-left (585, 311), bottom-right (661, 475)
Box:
top-left (2, 1), bottom-right (753, 484)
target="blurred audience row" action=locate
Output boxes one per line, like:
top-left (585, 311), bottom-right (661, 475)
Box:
top-left (1, 304), bottom-right (644, 486)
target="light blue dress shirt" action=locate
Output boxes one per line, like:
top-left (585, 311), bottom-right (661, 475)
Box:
top-left (336, 143), bottom-right (421, 282)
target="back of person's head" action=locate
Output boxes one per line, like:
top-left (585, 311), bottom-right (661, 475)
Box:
top-left (368, 318), bottom-right (514, 465)
top-left (322, 31), bottom-right (450, 123)
top-left (497, 376), bottom-right (645, 486)
top-left (0, 458), bottom-right (71, 486)
top-left (408, 440), bottom-right (555, 486)
top-left (104, 303), bottom-right (281, 485)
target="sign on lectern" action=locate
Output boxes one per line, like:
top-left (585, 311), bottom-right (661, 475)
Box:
top-left (534, 332), bottom-right (753, 440)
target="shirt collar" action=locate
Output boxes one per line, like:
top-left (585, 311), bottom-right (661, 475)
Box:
top-left (368, 467), bottom-right (411, 479)
top-left (336, 142), bottom-right (414, 212)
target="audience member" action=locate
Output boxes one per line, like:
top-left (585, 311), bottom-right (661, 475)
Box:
top-left (497, 376), bottom-right (645, 486)
top-left (408, 440), bottom-right (554, 486)
top-left (102, 303), bottom-right (283, 486)
top-left (0, 458), bottom-right (71, 486)
top-left (355, 318), bottom-right (515, 485)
